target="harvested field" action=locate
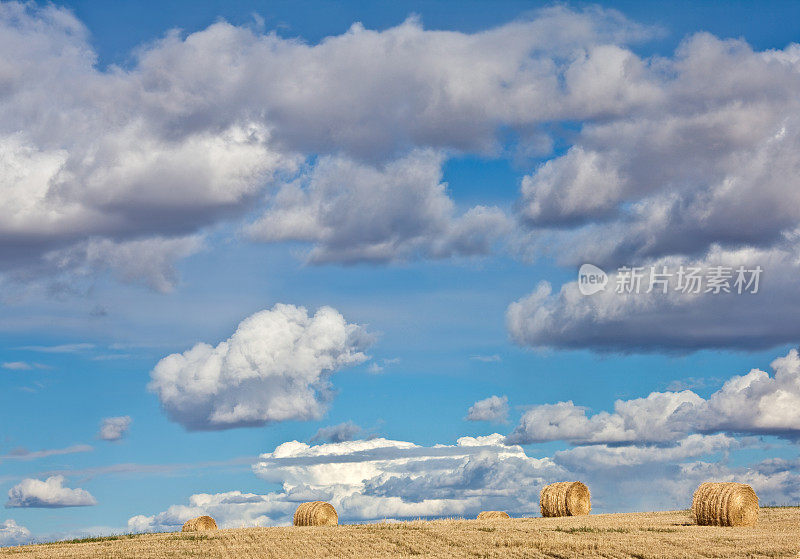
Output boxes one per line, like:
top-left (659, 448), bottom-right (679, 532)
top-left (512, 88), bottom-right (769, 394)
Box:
top-left (3, 508), bottom-right (799, 558)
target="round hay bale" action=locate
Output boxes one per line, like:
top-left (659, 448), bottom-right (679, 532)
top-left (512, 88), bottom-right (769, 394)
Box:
top-left (540, 481), bottom-right (591, 517)
top-left (477, 511), bottom-right (510, 520)
top-left (293, 501), bottom-right (338, 526)
top-left (691, 482), bottom-right (758, 527)
top-left (181, 515), bottom-right (218, 532)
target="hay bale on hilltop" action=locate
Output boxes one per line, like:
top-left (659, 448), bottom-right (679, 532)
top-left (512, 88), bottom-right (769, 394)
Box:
top-left (477, 511), bottom-right (510, 520)
top-left (293, 501), bottom-right (338, 526)
top-left (181, 515), bottom-right (218, 532)
top-left (540, 482), bottom-right (591, 517)
top-left (691, 482), bottom-right (758, 527)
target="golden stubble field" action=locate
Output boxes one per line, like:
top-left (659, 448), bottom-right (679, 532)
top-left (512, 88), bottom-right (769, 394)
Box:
top-left (3, 508), bottom-right (799, 559)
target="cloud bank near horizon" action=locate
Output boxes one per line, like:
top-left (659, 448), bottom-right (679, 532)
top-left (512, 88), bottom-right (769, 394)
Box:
top-left (130, 347), bottom-right (800, 531)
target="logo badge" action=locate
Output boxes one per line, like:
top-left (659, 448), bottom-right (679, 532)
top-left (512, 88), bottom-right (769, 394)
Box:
top-left (578, 264), bottom-right (608, 295)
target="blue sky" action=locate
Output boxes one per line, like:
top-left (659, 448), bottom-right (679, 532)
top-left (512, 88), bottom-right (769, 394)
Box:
top-left (2, 0), bottom-right (800, 544)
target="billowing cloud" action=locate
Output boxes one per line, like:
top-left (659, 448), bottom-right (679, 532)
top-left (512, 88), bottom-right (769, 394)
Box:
top-left (506, 33), bottom-right (800, 353)
top-left (129, 434), bottom-right (560, 531)
top-left (129, 426), bottom-right (798, 531)
top-left (148, 304), bottom-right (373, 431)
top-left (127, 491), bottom-right (294, 533)
top-left (5, 2), bottom-right (800, 294)
top-left (98, 416), bottom-right (132, 441)
top-left (507, 243), bottom-right (800, 352)
top-left (0, 2), bottom-right (657, 287)
top-left (518, 34), bottom-right (800, 262)
top-left (6, 476), bottom-right (97, 508)
top-left (0, 519), bottom-right (31, 547)
top-left (40, 236), bottom-right (204, 294)
top-left (130, 349), bottom-right (800, 531)
top-left (248, 151), bottom-right (509, 264)
top-left (552, 433), bottom-right (741, 470)
top-left (465, 395), bottom-right (509, 423)
top-left (556, 441), bottom-right (800, 513)
top-left (508, 348), bottom-right (800, 444)
top-left (311, 422), bottom-right (363, 443)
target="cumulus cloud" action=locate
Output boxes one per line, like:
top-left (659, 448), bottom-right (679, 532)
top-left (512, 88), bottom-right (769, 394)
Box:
top-left (129, 434), bottom-right (560, 531)
top-left (0, 1), bottom-right (294, 289)
top-left (505, 34), bottom-right (800, 352)
top-left (0, 2), bottom-right (659, 286)
top-left (253, 434), bottom-right (559, 520)
top-left (128, 350), bottom-right (800, 529)
top-left (6, 476), bottom-right (97, 508)
top-left (5, 2), bottom-right (800, 293)
top-left (553, 433), bottom-right (741, 470)
top-left (508, 348), bottom-right (800, 444)
top-left (517, 34), bottom-right (800, 261)
top-left (311, 422), bottom-right (363, 443)
top-left (148, 304), bottom-right (373, 431)
top-left (248, 151), bottom-right (509, 263)
top-left (98, 416), bottom-right (132, 441)
top-left (125, 6), bottom-right (650, 162)
top-left (557, 441), bottom-right (800, 513)
top-left (40, 236), bottom-right (204, 294)
top-left (0, 519), bottom-right (30, 547)
top-left (507, 243), bottom-right (800, 351)
top-left (127, 491), bottom-right (294, 533)
top-left (465, 395), bottom-right (509, 423)
top-left (129, 426), bottom-right (797, 530)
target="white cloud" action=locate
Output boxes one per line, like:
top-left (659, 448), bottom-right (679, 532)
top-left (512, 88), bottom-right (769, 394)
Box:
top-left (311, 422), bottom-right (363, 443)
top-left (0, 3), bottom-right (657, 286)
top-left (129, 434), bottom-right (560, 531)
top-left (365, 357), bottom-right (400, 374)
top-left (249, 151), bottom-right (509, 264)
top-left (508, 348), bottom-right (800, 444)
top-left (0, 444), bottom-right (93, 463)
top-left (127, 491), bottom-right (294, 533)
top-left (470, 354), bottom-right (501, 363)
top-left (517, 34), bottom-right (800, 261)
top-left (4, 2), bottom-right (800, 294)
top-left (6, 476), bottom-right (97, 508)
top-left (505, 34), bottom-right (800, 353)
top-left (130, 427), bottom-right (798, 530)
top-left (1, 362), bottom-right (31, 370)
top-left (552, 433), bottom-right (741, 470)
top-left (131, 6), bottom-right (650, 162)
top-left (148, 304), bottom-right (373, 431)
top-left (0, 519), bottom-right (31, 547)
top-left (254, 434), bottom-right (558, 521)
top-left (42, 236), bottom-right (204, 294)
top-left (465, 395), bottom-right (509, 423)
top-left (127, 349), bottom-right (800, 529)
top-left (507, 243), bottom-right (800, 351)
top-left (15, 343), bottom-right (93, 353)
top-left (98, 416), bottom-right (131, 441)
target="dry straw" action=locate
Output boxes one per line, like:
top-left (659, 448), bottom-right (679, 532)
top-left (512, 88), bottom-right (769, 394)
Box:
top-left (540, 481), bottom-right (591, 517)
top-left (293, 501), bottom-right (339, 526)
top-left (691, 482), bottom-right (759, 527)
top-left (476, 511), bottom-right (510, 520)
top-left (181, 515), bottom-right (218, 532)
